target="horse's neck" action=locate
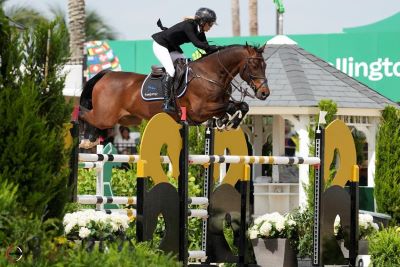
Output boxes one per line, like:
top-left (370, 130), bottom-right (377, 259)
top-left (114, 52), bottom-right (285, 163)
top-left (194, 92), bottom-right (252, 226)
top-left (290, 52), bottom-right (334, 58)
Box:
top-left (192, 47), bottom-right (246, 84)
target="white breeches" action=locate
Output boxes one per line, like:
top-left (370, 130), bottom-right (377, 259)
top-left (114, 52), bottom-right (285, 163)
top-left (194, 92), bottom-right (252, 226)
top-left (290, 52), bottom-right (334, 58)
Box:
top-left (153, 41), bottom-right (185, 77)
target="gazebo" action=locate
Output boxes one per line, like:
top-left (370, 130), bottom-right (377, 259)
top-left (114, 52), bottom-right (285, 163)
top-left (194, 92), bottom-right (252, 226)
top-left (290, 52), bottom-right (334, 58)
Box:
top-left (239, 35), bottom-right (397, 216)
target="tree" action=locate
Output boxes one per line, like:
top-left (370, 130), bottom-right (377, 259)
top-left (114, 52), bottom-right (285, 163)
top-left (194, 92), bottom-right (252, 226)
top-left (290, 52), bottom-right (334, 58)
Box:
top-left (4, 5), bottom-right (47, 27)
top-left (0, 9), bottom-right (72, 219)
top-left (249, 0), bottom-right (258, 36)
top-left (231, 0), bottom-right (240, 36)
top-left (85, 9), bottom-right (117, 40)
top-left (375, 106), bottom-right (400, 223)
top-left (68, 0), bottom-right (85, 64)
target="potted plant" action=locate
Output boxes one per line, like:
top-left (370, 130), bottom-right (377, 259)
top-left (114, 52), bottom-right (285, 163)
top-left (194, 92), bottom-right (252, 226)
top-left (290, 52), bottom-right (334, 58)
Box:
top-left (334, 213), bottom-right (379, 256)
top-left (249, 212), bottom-right (298, 267)
top-left (63, 209), bottom-right (131, 251)
top-left (287, 208), bottom-right (314, 266)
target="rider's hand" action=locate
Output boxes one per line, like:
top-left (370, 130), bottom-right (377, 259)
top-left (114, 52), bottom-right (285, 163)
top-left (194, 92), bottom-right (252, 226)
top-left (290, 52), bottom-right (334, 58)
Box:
top-left (206, 45), bottom-right (219, 53)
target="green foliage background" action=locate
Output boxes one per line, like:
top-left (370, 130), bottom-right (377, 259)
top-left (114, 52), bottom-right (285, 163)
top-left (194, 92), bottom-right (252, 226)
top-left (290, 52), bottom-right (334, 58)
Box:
top-left (0, 12), bottom-right (71, 219)
top-left (368, 227), bottom-right (400, 266)
top-left (375, 106), bottom-right (400, 223)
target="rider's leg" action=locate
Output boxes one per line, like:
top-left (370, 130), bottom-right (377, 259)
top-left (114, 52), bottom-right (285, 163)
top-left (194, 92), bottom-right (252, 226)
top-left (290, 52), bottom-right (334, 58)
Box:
top-left (152, 41), bottom-right (176, 113)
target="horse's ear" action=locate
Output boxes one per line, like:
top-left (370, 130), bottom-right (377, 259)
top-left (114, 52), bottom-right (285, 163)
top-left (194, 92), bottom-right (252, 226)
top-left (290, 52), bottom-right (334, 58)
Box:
top-left (245, 41), bottom-right (249, 47)
top-left (259, 43), bottom-right (266, 53)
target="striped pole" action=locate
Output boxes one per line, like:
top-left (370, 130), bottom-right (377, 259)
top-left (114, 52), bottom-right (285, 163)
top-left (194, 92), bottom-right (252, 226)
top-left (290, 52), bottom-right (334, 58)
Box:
top-left (188, 209), bottom-right (208, 218)
top-left (78, 162), bottom-right (102, 169)
top-left (188, 197), bottom-right (209, 206)
top-left (79, 153), bottom-right (141, 163)
top-left (188, 155), bottom-right (320, 165)
top-left (77, 195), bottom-right (137, 205)
top-left (79, 153), bottom-right (320, 165)
top-left (81, 208), bottom-right (136, 218)
top-left (101, 209), bottom-right (136, 218)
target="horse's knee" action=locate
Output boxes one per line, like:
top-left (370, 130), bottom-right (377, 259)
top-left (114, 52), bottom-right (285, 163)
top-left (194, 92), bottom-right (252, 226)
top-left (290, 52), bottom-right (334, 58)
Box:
top-left (239, 102), bottom-right (249, 113)
top-left (226, 102), bottom-right (237, 114)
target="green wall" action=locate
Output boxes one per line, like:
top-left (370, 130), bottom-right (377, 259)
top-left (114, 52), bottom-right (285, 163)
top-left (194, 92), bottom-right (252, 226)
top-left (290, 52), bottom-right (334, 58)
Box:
top-left (291, 33), bottom-right (400, 102)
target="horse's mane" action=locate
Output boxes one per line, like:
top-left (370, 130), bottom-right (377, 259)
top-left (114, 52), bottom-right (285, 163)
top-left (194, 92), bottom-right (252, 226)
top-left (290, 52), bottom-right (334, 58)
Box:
top-left (193, 43), bottom-right (265, 61)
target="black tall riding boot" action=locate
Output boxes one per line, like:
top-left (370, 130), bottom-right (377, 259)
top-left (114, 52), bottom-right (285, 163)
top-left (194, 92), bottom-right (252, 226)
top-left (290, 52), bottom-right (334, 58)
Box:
top-left (162, 74), bottom-right (176, 114)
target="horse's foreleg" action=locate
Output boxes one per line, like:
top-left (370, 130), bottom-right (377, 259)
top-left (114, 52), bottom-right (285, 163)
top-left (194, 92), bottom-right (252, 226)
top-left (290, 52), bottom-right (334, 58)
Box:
top-left (215, 101), bottom-right (249, 130)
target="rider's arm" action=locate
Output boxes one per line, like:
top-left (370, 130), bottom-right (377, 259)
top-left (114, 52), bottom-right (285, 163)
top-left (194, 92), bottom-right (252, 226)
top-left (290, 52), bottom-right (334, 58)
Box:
top-left (184, 22), bottom-right (211, 51)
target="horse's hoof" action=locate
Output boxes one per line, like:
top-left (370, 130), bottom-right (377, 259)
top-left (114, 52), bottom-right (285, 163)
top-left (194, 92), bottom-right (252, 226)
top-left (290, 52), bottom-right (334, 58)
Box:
top-left (79, 139), bottom-right (100, 149)
top-left (215, 119), bottom-right (227, 131)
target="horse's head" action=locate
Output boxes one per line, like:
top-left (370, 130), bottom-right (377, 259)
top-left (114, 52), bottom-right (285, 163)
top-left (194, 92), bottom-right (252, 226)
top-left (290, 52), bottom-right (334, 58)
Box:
top-left (239, 44), bottom-right (270, 100)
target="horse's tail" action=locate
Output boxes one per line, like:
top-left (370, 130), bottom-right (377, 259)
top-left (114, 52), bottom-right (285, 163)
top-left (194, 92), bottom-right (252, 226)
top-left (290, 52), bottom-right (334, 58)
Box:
top-left (80, 69), bottom-right (110, 110)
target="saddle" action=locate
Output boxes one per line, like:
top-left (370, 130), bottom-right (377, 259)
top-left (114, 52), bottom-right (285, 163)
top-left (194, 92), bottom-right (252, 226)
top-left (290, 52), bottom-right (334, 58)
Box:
top-left (141, 58), bottom-right (189, 101)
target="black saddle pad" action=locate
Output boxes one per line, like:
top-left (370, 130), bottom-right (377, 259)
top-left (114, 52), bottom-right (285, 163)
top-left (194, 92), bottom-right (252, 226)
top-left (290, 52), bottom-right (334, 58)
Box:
top-left (141, 66), bottom-right (189, 102)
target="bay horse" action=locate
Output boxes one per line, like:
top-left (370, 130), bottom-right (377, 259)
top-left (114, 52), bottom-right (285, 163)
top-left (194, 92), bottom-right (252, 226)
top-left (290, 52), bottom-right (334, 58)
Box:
top-left (79, 44), bottom-right (270, 148)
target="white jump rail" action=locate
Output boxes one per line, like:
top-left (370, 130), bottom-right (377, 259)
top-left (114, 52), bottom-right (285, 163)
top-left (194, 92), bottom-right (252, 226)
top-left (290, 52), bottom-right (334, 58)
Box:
top-left (77, 195), bottom-right (137, 205)
top-left (79, 153), bottom-right (320, 165)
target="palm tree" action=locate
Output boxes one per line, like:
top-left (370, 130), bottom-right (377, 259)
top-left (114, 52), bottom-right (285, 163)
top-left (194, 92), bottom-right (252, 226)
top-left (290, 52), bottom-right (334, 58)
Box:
top-left (85, 10), bottom-right (117, 41)
top-left (68, 0), bottom-right (85, 64)
top-left (4, 5), bottom-right (47, 27)
top-left (231, 0), bottom-right (240, 36)
top-left (249, 0), bottom-right (258, 36)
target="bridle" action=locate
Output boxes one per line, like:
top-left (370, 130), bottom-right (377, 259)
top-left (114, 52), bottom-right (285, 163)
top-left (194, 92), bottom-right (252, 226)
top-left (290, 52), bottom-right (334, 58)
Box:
top-left (188, 48), bottom-right (268, 101)
top-left (238, 56), bottom-right (268, 99)
top-left (215, 50), bottom-right (268, 101)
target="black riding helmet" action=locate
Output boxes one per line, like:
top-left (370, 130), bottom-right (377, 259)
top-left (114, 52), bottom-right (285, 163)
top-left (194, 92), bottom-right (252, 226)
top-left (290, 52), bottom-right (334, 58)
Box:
top-left (195, 7), bottom-right (217, 25)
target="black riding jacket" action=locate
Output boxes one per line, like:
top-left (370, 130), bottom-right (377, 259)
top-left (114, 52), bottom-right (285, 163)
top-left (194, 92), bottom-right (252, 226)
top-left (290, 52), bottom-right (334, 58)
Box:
top-left (152, 19), bottom-right (212, 54)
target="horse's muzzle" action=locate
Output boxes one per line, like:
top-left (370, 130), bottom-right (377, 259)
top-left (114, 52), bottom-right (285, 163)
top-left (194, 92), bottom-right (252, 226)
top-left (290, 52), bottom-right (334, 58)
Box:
top-left (256, 81), bottom-right (270, 100)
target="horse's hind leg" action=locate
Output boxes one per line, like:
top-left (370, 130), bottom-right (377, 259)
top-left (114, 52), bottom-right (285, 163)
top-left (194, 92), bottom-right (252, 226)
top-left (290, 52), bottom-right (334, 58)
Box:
top-left (79, 108), bottom-right (102, 149)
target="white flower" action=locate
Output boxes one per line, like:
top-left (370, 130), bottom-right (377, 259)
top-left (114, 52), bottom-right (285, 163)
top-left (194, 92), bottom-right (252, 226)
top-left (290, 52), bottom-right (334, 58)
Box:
top-left (64, 223), bottom-right (75, 234)
top-left (63, 212), bottom-right (78, 226)
top-left (334, 215), bottom-right (341, 235)
top-left (79, 227), bottom-right (91, 239)
top-left (249, 229), bottom-right (259, 239)
top-left (287, 219), bottom-right (296, 226)
top-left (333, 213), bottom-right (379, 238)
top-left (259, 221), bottom-right (272, 237)
top-left (275, 219), bottom-right (285, 232)
top-left (77, 215), bottom-right (91, 227)
top-left (63, 209), bottom-right (131, 240)
top-left (251, 211), bottom-right (294, 238)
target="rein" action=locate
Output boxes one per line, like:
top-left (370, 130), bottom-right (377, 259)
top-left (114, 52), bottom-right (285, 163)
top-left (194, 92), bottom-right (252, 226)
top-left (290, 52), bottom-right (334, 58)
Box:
top-left (189, 49), bottom-right (265, 102)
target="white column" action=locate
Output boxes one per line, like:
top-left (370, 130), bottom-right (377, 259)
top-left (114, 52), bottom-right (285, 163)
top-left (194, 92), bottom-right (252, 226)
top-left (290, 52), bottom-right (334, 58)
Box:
top-left (355, 122), bottom-right (378, 187)
top-left (298, 126), bottom-right (310, 208)
top-left (253, 116), bottom-right (264, 179)
top-left (272, 115), bottom-right (285, 182)
top-left (367, 121), bottom-right (378, 187)
top-left (283, 114), bottom-right (310, 209)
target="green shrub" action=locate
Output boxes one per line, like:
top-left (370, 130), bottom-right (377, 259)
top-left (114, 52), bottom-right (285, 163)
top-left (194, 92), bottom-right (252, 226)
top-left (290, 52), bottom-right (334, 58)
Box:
top-left (0, 240), bottom-right (181, 267)
top-left (0, 15), bottom-right (72, 220)
top-left (375, 106), bottom-right (400, 223)
top-left (78, 169), bottom-right (97, 195)
top-left (288, 207), bottom-right (314, 258)
top-left (305, 100), bottom-right (337, 209)
top-left (110, 168), bottom-right (137, 196)
top-left (368, 227), bottom-right (400, 266)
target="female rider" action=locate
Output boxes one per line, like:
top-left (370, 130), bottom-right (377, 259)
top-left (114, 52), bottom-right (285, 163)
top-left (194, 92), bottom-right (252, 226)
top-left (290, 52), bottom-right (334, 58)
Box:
top-left (152, 7), bottom-right (218, 113)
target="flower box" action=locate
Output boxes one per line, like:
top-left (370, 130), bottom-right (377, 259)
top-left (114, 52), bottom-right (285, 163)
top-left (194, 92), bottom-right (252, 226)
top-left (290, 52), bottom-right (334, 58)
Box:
top-left (251, 238), bottom-right (297, 267)
top-left (63, 210), bottom-right (130, 241)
